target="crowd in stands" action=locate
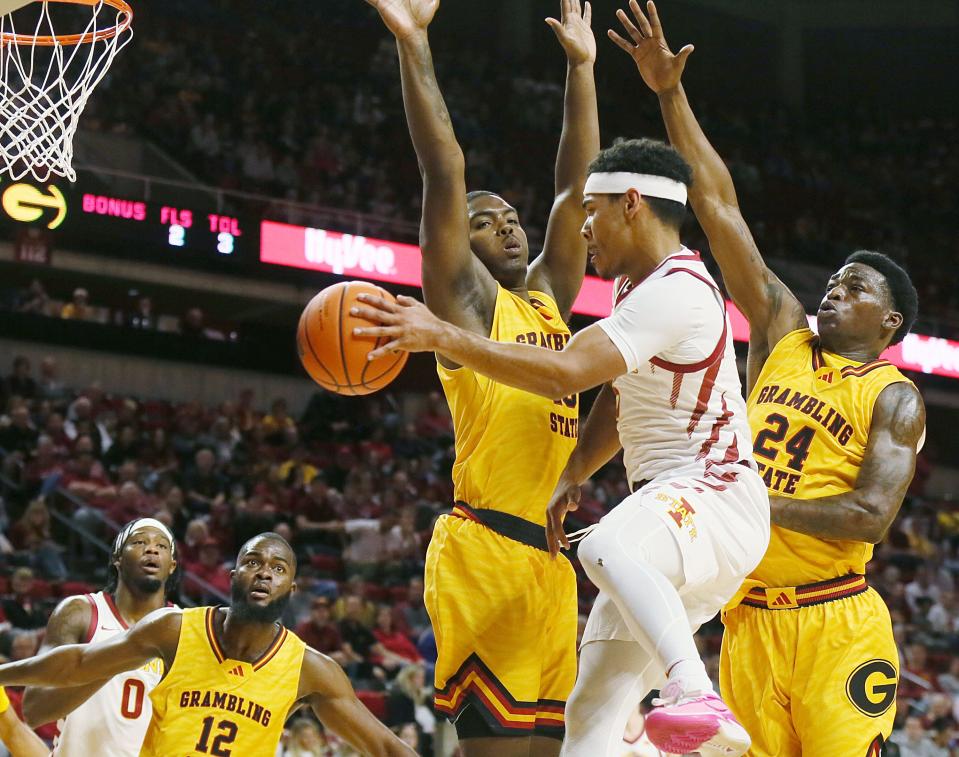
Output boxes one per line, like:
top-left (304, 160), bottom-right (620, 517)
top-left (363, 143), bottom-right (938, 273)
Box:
top-left (81, 1), bottom-right (959, 338)
top-left (4, 278), bottom-right (237, 342)
top-left (0, 351), bottom-right (956, 754)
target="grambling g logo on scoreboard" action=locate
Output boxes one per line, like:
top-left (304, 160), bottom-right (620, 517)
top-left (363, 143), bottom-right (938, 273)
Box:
top-left (845, 659), bottom-right (897, 718)
top-left (0, 181), bottom-right (67, 229)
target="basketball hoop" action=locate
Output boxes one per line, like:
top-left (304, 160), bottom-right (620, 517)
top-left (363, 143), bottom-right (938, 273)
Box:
top-left (0, 0), bottom-right (133, 182)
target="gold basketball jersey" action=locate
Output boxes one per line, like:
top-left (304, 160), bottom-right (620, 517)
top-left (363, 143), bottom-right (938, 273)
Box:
top-left (745, 328), bottom-right (915, 586)
top-left (438, 287), bottom-right (578, 525)
top-left (140, 607), bottom-right (305, 757)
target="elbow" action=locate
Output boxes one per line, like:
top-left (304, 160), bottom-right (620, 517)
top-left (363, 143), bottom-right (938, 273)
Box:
top-left (866, 514), bottom-right (895, 545)
top-left (544, 369), bottom-right (578, 402)
top-left (858, 498), bottom-right (894, 544)
top-left (21, 690), bottom-right (45, 728)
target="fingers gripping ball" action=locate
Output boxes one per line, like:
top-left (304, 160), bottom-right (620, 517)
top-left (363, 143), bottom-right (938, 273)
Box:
top-left (297, 281), bottom-right (408, 396)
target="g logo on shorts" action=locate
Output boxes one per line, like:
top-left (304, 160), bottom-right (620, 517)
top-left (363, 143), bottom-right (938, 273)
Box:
top-left (846, 659), bottom-right (897, 717)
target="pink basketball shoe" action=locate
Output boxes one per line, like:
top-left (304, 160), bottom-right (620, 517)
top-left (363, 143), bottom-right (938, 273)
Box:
top-left (644, 681), bottom-right (751, 756)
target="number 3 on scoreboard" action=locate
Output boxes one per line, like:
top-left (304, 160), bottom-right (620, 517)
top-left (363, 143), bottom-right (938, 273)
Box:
top-left (196, 716), bottom-right (239, 757)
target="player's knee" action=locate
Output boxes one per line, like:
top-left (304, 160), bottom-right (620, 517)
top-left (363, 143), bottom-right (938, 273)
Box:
top-left (578, 528), bottom-right (620, 590)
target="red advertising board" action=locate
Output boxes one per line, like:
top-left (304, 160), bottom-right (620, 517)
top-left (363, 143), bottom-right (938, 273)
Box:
top-left (262, 220), bottom-right (959, 379)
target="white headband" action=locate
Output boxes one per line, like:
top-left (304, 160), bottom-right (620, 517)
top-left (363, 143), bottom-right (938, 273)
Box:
top-left (114, 518), bottom-right (176, 557)
top-left (584, 172), bottom-right (688, 205)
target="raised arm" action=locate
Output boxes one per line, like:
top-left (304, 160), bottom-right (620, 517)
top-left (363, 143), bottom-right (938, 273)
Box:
top-left (366, 0), bottom-right (495, 329)
top-left (527, 0), bottom-right (600, 318)
top-left (299, 649), bottom-right (416, 756)
top-left (769, 382), bottom-right (925, 542)
top-left (0, 608), bottom-right (180, 690)
top-left (610, 0), bottom-right (806, 387)
top-left (22, 596), bottom-right (110, 727)
top-left (545, 382), bottom-right (622, 556)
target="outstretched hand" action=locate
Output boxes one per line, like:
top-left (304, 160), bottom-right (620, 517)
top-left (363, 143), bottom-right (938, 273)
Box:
top-left (545, 478), bottom-right (581, 558)
top-left (351, 294), bottom-right (446, 359)
top-left (609, 0), bottom-right (693, 94)
top-left (364, 0), bottom-right (439, 40)
top-left (546, 0), bottom-right (596, 67)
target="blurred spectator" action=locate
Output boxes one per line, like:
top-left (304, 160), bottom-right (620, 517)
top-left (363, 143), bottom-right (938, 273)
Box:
top-left (295, 596), bottom-right (348, 667)
top-left (280, 718), bottom-right (327, 757)
top-left (36, 356), bottom-right (66, 401)
top-left (9, 499), bottom-right (67, 580)
top-left (60, 288), bottom-right (91, 320)
top-left (61, 434), bottom-right (113, 500)
top-left (386, 663), bottom-right (435, 748)
top-left (184, 537), bottom-right (231, 600)
top-left (182, 448), bottom-right (227, 513)
top-left (0, 404), bottom-right (38, 456)
top-left (64, 397), bottom-right (111, 451)
top-left (890, 715), bottom-right (948, 757)
top-left (372, 605), bottom-right (421, 665)
top-left (393, 723), bottom-right (421, 755)
top-left (262, 398), bottom-right (296, 439)
top-left (338, 595), bottom-right (383, 681)
top-left (15, 279), bottom-right (50, 315)
top-left (392, 576), bottom-right (429, 639)
top-left (1, 568), bottom-right (47, 630)
top-left (3, 357), bottom-right (37, 402)
top-left (127, 296), bottom-right (157, 330)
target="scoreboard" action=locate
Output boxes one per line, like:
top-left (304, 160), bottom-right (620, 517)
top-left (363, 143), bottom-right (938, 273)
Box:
top-left (0, 179), bottom-right (250, 263)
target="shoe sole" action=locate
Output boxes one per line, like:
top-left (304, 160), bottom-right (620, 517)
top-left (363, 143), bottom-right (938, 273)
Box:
top-left (698, 719), bottom-right (751, 756)
top-left (647, 717), bottom-right (750, 756)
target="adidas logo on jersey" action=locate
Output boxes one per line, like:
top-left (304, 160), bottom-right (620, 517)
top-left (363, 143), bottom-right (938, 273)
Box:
top-left (771, 593), bottom-right (792, 606)
top-left (228, 665), bottom-right (245, 677)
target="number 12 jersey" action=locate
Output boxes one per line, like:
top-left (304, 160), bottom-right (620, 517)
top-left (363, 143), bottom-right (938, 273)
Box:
top-left (141, 607), bottom-right (305, 757)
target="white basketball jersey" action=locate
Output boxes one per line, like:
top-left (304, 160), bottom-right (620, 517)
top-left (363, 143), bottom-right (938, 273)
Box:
top-left (597, 250), bottom-right (755, 487)
top-left (53, 592), bottom-right (165, 757)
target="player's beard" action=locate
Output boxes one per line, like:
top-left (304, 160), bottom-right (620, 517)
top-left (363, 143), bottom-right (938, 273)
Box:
top-left (120, 566), bottom-right (164, 596)
top-left (231, 581), bottom-right (292, 624)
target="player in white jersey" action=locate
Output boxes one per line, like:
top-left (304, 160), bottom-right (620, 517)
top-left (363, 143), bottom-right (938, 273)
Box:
top-left (22, 518), bottom-right (178, 755)
top-left (352, 137), bottom-right (770, 757)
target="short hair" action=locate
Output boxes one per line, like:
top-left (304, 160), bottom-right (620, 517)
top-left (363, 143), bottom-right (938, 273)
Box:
top-left (844, 250), bottom-right (918, 345)
top-left (466, 190), bottom-right (499, 205)
top-left (239, 532), bottom-right (297, 571)
top-left (587, 138), bottom-right (692, 230)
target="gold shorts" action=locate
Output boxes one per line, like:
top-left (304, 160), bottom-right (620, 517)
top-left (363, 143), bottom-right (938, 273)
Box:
top-left (425, 508), bottom-right (578, 738)
top-left (721, 577), bottom-right (897, 757)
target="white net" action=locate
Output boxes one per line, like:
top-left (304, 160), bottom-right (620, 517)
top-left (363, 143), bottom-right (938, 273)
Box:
top-left (0, 0), bottom-right (132, 182)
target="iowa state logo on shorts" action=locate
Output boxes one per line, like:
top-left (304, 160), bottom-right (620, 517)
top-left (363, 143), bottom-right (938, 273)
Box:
top-left (846, 659), bottom-right (897, 718)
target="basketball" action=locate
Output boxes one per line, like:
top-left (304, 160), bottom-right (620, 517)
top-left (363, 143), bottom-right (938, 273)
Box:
top-left (296, 281), bottom-right (408, 396)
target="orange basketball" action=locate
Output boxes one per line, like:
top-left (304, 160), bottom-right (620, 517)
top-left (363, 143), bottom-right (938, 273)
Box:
top-left (296, 281), bottom-right (409, 396)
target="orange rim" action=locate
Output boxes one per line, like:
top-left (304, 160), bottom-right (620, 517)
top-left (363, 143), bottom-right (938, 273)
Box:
top-left (0, 0), bottom-right (132, 46)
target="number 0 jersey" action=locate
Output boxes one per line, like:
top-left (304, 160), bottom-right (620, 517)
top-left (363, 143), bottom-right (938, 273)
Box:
top-left (745, 328), bottom-right (918, 586)
top-left (140, 607), bottom-right (305, 757)
top-left (54, 592), bottom-right (165, 757)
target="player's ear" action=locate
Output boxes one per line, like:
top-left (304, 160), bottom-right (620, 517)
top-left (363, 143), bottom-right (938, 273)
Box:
top-left (623, 188), bottom-right (642, 220)
top-left (883, 310), bottom-right (903, 333)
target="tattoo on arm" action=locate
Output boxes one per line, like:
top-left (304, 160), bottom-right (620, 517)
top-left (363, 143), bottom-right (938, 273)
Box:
top-left (769, 383), bottom-right (925, 542)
